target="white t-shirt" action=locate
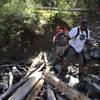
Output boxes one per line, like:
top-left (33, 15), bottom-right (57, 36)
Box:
top-left (68, 27), bottom-right (90, 53)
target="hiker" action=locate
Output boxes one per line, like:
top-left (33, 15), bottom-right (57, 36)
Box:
top-left (53, 30), bottom-right (68, 58)
top-left (53, 25), bottom-right (62, 36)
top-left (52, 25), bottom-right (62, 53)
top-left (53, 24), bottom-right (70, 56)
top-left (52, 25), bottom-right (70, 75)
top-left (62, 19), bottom-right (92, 81)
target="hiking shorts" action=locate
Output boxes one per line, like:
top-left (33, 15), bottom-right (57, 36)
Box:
top-left (63, 46), bottom-right (84, 66)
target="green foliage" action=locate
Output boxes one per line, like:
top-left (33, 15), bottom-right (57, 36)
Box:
top-left (0, 0), bottom-right (99, 60)
top-left (0, 0), bottom-right (10, 7)
top-left (47, 13), bottom-right (71, 32)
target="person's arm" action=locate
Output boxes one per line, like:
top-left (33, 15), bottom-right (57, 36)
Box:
top-left (53, 32), bottom-right (60, 43)
top-left (64, 33), bottom-right (70, 40)
top-left (68, 28), bottom-right (77, 38)
top-left (85, 30), bottom-right (93, 47)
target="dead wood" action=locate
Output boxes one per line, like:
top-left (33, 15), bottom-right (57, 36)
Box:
top-left (56, 93), bottom-right (66, 100)
top-left (43, 52), bottom-right (51, 73)
top-left (26, 52), bottom-right (44, 76)
top-left (0, 64), bottom-right (44, 100)
top-left (44, 72), bottom-right (91, 100)
top-left (0, 52), bottom-right (44, 100)
top-left (0, 64), bottom-right (14, 68)
top-left (0, 76), bottom-right (29, 100)
top-left (46, 83), bottom-right (57, 100)
top-left (8, 72), bottom-right (42, 100)
top-left (8, 72), bottom-right (13, 88)
top-left (25, 79), bottom-right (44, 100)
top-left (35, 63), bottom-right (45, 72)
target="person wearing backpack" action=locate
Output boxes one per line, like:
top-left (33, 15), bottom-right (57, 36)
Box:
top-left (53, 30), bottom-right (68, 58)
top-left (53, 25), bottom-right (62, 36)
top-left (62, 19), bottom-right (92, 81)
top-left (53, 24), bottom-right (70, 56)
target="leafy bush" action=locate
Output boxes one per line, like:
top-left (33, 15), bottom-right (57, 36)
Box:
top-left (47, 13), bottom-right (71, 33)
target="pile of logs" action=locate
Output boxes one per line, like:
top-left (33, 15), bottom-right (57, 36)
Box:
top-left (0, 52), bottom-right (100, 100)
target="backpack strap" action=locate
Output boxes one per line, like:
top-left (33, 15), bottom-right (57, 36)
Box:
top-left (85, 29), bottom-right (88, 39)
top-left (75, 27), bottom-right (88, 39)
top-left (75, 27), bottom-right (80, 38)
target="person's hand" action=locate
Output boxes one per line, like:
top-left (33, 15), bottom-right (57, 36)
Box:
top-left (85, 40), bottom-right (92, 47)
top-left (65, 35), bottom-right (70, 40)
top-left (92, 42), bottom-right (99, 48)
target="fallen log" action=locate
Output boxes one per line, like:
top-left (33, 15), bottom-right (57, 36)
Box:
top-left (8, 72), bottom-right (13, 88)
top-left (0, 59), bottom-right (32, 68)
top-left (0, 76), bottom-right (29, 100)
top-left (0, 64), bottom-right (14, 68)
top-left (0, 63), bottom-right (44, 100)
top-left (8, 71), bottom-right (42, 100)
top-left (0, 52), bottom-right (44, 100)
top-left (47, 83), bottom-right (57, 100)
top-left (44, 72), bottom-right (91, 100)
top-left (26, 52), bottom-right (44, 76)
top-left (35, 63), bottom-right (45, 72)
top-left (0, 82), bottom-right (4, 94)
top-left (43, 52), bottom-right (51, 73)
top-left (56, 93), bottom-right (66, 100)
top-left (2, 75), bottom-right (8, 92)
top-left (25, 79), bottom-right (44, 100)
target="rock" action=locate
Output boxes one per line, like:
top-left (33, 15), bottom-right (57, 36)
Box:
top-left (67, 65), bottom-right (79, 75)
top-left (90, 48), bottom-right (100, 58)
top-left (65, 75), bottom-right (79, 87)
top-left (2, 47), bottom-right (8, 53)
top-left (87, 83), bottom-right (100, 99)
top-left (12, 66), bottom-right (23, 82)
top-left (95, 26), bottom-right (100, 30)
top-left (87, 74), bottom-right (100, 83)
top-left (74, 81), bottom-right (88, 93)
top-left (12, 66), bottom-right (22, 76)
top-left (54, 64), bottom-right (62, 74)
top-left (53, 64), bottom-right (62, 74)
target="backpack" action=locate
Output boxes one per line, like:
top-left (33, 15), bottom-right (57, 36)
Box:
top-left (55, 32), bottom-right (67, 46)
top-left (75, 27), bottom-right (88, 39)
